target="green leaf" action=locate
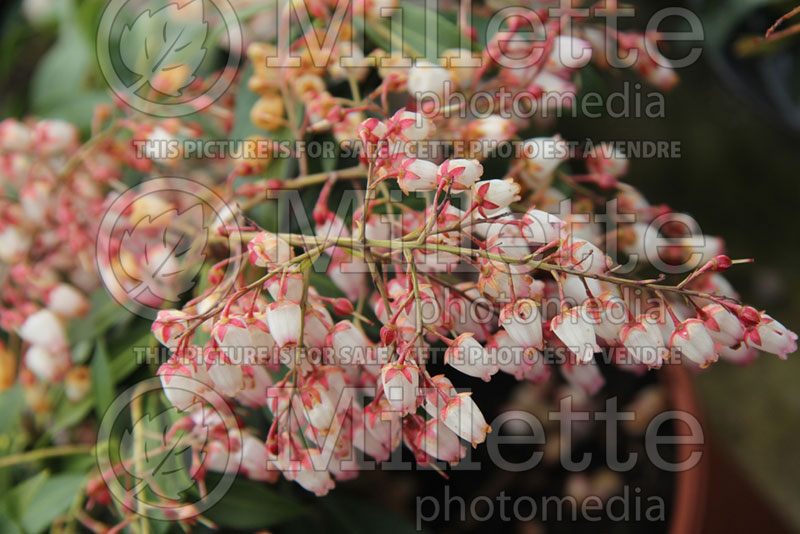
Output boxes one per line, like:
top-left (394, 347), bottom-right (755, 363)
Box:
top-left (0, 513), bottom-right (22, 534)
top-left (203, 477), bottom-right (305, 529)
top-left (118, 2), bottom-right (208, 97)
top-left (31, 24), bottom-right (92, 112)
top-left (0, 385), bottom-right (24, 433)
top-left (19, 473), bottom-right (85, 534)
top-left (91, 339), bottom-right (115, 419)
top-left (36, 91), bottom-right (111, 133)
top-left (309, 269), bottom-right (346, 299)
top-left (67, 290), bottom-right (133, 344)
top-left (50, 397), bottom-right (93, 435)
top-left (109, 320), bottom-right (154, 381)
top-left (3, 472), bottom-right (50, 524)
top-left (230, 64), bottom-right (262, 140)
top-left (363, 3), bottom-right (464, 59)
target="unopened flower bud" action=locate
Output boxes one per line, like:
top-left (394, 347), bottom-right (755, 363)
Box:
top-left (64, 365), bottom-right (91, 401)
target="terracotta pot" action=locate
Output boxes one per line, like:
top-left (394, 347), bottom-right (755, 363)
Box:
top-left (661, 363), bottom-right (709, 534)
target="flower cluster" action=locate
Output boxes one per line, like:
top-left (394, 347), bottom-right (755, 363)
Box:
top-left (147, 1), bottom-right (797, 497)
top-left (0, 118), bottom-right (97, 391)
top-left (0, 95), bottom-right (237, 407)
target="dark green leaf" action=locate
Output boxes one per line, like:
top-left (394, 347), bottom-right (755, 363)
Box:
top-left (109, 320), bottom-right (155, 381)
top-left (91, 339), bottom-right (115, 419)
top-left (203, 477), bottom-right (305, 529)
top-left (0, 513), bottom-right (22, 534)
top-left (321, 493), bottom-right (422, 534)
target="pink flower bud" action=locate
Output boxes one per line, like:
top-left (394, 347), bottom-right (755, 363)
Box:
top-left (46, 283), bottom-right (89, 318)
top-left (392, 110), bottom-right (434, 141)
top-left (708, 255), bottom-right (733, 272)
top-left (248, 231), bottom-right (293, 267)
top-left (381, 361), bottom-right (419, 415)
top-left (744, 314), bottom-right (798, 359)
top-left (397, 157), bottom-right (439, 194)
top-left (380, 324), bottom-right (397, 346)
top-left (332, 298), bottom-right (354, 316)
top-left (499, 299), bottom-right (544, 350)
top-left (522, 208), bottom-right (565, 245)
top-left (560, 239), bottom-right (612, 275)
top-left (440, 393), bottom-right (491, 447)
top-left (445, 333), bottom-right (498, 382)
top-left (437, 158), bottom-right (483, 190)
top-left (670, 319), bottom-right (718, 368)
top-left (0, 225), bottom-right (32, 263)
top-left (488, 331), bottom-right (550, 383)
top-left (264, 271), bottom-right (304, 301)
top-left (472, 178), bottom-right (522, 217)
top-left (292, 450), bottom-right (336, 496)
top-left (619, 316), bottom-right (667, 368)
top-left (551, 306), bottom-right (601, 363)
top-left (357, 117), bottom-right (389, 145)
top-left (64, 366), bottom-right (91, 402)
top-left (152, 309), bottom-right (189, 350)
top-left (415, 418), bottom-right (466, 465)
top-left (236, 366), bottom-right (273, 407)
top-left (265, 300), bottom-right (302, 348)
top-left (33, 119), bottom-right (79, 156)
top-left (158, 356), bottom-right (213, 410)
top-left (701, 304), bottom-right (744, 347)
top-left (586, 292), bottom-right (628, 344)
top-left (240, 433), bottom-right (279, 482)
top-left (0, 119), bottom-right (33, 152)
top-left (19, 309), bottom-right (67, 354)
top-left (521, 136), bottom-right (570, 183)
top-left (206, 350), bottom-right (244, 397)
top-left (547, 35), bottom-right (592, 70)
top-left (736, 306), bottom-right (761, 327)
top-left (407, 60), bottom-right (453, 100)
top-left (25, 345), bottom-right (70, 382)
